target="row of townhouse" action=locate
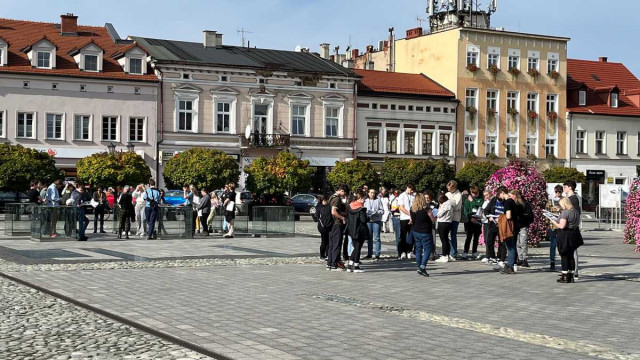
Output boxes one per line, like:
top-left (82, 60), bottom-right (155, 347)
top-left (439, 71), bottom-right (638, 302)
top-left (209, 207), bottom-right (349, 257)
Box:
top-left (349, 9), bottom-right (640, 210)
top-left (0, 14), bottom-right (458, 191)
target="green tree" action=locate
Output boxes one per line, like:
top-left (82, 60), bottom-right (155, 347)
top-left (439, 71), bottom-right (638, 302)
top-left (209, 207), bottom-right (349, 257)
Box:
top-left (381, 158), bottom-right (455, 194)
top-left (456, 160), bottom-right (502, 191)
top-left (327, 159), bottom-right (380, 191)
top-left (542, 166), bottom-right (586, 186)
top-left (77, 151), bottom-right (151, 187)
top-left (163, 148), bottom-right (239, 190)
top-left (244, 151), bottom-right (315, 196)
top-left (0, 143), bottom-right (61, 192)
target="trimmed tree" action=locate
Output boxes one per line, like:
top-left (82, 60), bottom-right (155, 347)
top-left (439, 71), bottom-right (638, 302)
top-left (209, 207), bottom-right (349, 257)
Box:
top-left (485, 158), bottom-right (548, 247)
top-left (327, 159), bottom-right (380, 191)
top-left (381, 158), bottom-right (455, 194)
top-left (163, 148), bottom-right (239, 190)
top-left (542, 166), bottom-right (586, 186)
top-left (244, 151), bottom-right (314, 197)
top-left (0, 143), bottom-right (61, 192)
top-left (623, 179), bottom-right (640, 252)
top-left (456, 160), bottom-right (502, 191)
top-left (77, 151), bottom-right (151, 187)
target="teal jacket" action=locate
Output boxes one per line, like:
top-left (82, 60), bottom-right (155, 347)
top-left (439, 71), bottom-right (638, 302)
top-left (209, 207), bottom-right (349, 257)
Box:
top-left (463, 195), bottom-right (484, 221)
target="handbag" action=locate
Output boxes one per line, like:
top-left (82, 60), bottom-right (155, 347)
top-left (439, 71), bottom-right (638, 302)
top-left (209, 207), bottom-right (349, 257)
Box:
top-left (90, 199), bottom-right (99, 208)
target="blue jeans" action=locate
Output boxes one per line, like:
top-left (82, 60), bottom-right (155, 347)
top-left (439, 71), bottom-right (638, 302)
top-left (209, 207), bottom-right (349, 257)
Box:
top-left (145, 206), bottom-right (158, 238)
top-left (449, 221), bottom-right (459, 256)
top-left (367, 221), bottom-right (382, 257)
top-left (413, 231), bottom-right (433, 269)
top-left (76, 208), bottom-right (89, 239)
top-left (392, 216), bottom-right (401, 251)
top-left (549, 229), bottom-right (558, 263)
top-left (505, 237), bottom-right (517, 268)
top-left (347, 236), bottom-right (354, 256)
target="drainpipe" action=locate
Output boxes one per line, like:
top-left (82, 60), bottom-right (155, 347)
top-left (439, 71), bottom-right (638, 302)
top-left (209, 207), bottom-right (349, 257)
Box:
top-left (567, 111), bottom-right (572, 168)
top-left (156, 65), bottom-right (164, 185)
top-left (352, 82), bottom-right (358, 158)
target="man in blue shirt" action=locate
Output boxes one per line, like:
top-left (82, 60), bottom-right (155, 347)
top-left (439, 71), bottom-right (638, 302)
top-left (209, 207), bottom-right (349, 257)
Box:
top-left (45, 180), bottom-right (63, 237)
top-left (143, 179), bottom-right (161, 240)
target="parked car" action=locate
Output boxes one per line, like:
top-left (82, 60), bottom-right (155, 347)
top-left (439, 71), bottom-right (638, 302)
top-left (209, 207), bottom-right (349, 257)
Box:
top-left (0, 191), bottom-right (29, 213)
top-left (291, 194), bottom-right (318, 214)
top-left (164, 190), bottom-right (187, 206)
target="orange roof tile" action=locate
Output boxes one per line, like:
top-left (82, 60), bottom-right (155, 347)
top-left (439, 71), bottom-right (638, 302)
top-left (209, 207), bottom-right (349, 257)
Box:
top-left (0, 18), bottom-right (157, 82)
top-left (353, 69), bottom-right (455, 98)
top-left (567, 59), bottom-right (640, 117)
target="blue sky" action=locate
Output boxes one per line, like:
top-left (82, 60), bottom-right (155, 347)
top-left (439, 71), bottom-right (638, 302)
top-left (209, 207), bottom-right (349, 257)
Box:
top-left (3, 0), bottom-right (639, 75)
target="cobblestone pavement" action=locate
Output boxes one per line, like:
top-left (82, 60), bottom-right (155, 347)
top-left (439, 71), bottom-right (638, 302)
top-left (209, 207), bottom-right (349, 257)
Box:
top-left (1, 224), bottom-right (639, 360)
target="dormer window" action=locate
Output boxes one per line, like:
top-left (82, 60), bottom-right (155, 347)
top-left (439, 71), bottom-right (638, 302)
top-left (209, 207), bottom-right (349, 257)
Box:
top-left (578, 90), bottom-right (586, 106)
top-left (611, 92), bottom-right (619, 108)
top-left (129, 58), bottom-right (142, 75)
top-left (84, 54), bottom-right (98, 72)
top-left (37, 51), bottom-right (51, 68)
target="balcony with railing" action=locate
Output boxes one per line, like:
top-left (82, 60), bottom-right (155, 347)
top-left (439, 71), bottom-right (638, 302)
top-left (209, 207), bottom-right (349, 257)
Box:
top-left (240, 133), bottom-right (290, 148)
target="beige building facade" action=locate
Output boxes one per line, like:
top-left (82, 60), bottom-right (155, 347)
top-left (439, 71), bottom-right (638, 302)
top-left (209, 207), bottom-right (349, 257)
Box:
top-left (394, 27), bottom-right (570, 169)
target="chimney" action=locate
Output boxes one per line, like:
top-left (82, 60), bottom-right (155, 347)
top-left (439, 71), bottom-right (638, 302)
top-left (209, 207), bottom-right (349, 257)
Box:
top-left (406, 27), bottom-right (422, 40)
top-left (352, 49), bottom-right (359, 59)
top-left (203, 30), bottom-right (223, 48)
top-left (342, 59), bottom-right (354, 69)
top-left (599, 56), bottom-right (608, 63)
top-left (320, 43), bottom-right (330, 59)
top-left (60, 13), bottom-right (78, 36)
top-left (366, 45), bottom-right (374, 53)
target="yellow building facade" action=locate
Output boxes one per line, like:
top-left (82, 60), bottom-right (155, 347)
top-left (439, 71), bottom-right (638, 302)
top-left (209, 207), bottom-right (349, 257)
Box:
top-left (395, 27), bottom-right (570, 169)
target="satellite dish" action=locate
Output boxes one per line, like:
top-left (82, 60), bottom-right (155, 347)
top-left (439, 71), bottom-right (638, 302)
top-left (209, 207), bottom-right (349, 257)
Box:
top-left (294, 45), bottom-right (302, 52)
top-left (245, 124), bottom-right (251, 139)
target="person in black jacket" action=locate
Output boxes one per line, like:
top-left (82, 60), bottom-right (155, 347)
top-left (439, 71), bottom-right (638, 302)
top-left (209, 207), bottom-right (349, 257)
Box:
top-left (313, 195), bottom-right (332, 260)
top-left (198, 188), bottom-right (211, 236)
top-left (346, 191), bottom-right (370, 273)
top-left (118, 185), bottom-right (134, 239)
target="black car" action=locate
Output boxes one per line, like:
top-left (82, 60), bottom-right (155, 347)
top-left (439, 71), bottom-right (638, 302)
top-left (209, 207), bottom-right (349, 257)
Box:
top-left (291, 194), bottom-right (318, 214)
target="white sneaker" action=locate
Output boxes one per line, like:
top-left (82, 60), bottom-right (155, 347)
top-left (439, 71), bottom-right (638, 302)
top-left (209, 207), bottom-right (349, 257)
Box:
top-left (435, 256), bottom-right (449, 263)
top-left (400, 253), bottom-right (407, 259)
top-left (460, 252), bottom-right (468, 259)
top-left (448, 255), bottom-right (457, 262)
top-left (408, 253), bottom-right (414, 259)
top-left (481, 257), bottom-right (489, 263)
top-left (353, 264), bottom-right (364, 273)
top-left (497, 261), bottom-right (505, 267)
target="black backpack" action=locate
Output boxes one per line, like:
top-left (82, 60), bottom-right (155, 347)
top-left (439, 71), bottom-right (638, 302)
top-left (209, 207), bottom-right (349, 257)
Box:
top-left (521, 201), bottom-right (534, 227)
top-left (316, 204), bottom-right (334, 232)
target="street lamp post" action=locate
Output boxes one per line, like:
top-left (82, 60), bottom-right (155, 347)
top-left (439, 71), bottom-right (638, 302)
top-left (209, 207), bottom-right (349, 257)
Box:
top-left (107, 142), bottom-right (116, 154)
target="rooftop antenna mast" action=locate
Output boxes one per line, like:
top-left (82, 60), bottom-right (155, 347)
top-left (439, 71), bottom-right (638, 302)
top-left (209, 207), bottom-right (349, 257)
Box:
top-left (237, 27), bottom-right (253, 47)
top-left (416, 16), bottom-right (427, 28)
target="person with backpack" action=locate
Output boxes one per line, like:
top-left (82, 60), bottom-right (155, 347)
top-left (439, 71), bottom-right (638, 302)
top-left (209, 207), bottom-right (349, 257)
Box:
top-left (327, 185), bottom-right (348, 271)
top-left (483, 187), bottom-right (506, 265)
top-left (498, 189), bottom-right (521, 274)
top-left (346, 191), bottom-right (370, 272)
top-left (462, 185), bottom-right (483, 260)
top-left (313, 195), bottom-right (332, 260)
top-left (118, 185), bottom-right (134, 239)
top-left (512, 189), bottom-right (533, 267)
top-left (143, 179), bottom-right (161, 240)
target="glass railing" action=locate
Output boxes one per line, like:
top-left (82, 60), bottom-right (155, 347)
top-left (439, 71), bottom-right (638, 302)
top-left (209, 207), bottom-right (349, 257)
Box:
top-left (29, 205), bottom-right (79, 241)
top-left (251, 206), bottom-right (295, 236)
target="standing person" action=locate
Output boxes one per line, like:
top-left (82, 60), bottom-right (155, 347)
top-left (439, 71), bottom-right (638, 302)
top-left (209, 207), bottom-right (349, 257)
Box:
top-left (551, 197), bottom-right (583, 283)
top-left (435, 195), bottom-right (452, 262)
top-left (60, 183), bottom-right (75, 237)
top-left (71, 183), bottom-right (89, 241)
top-left (462, 186), bottom-right (483, 260)
top-left (223, 184), bottom-right (236, 238)
top-left (364, 188), bottom-right (384, 260)
top-left (157, 189), bottom-right (168, 235)
top-left (92, 186), bottom-right (107, 234)
top-left (424, 191), bottom-right (438, 261)
top-left (397, 184), bottom-right (416, 259)
top-left (563, 180), bottom-right (581, 278)
top-left (192, 186), bottom-right (202, 234)
top-left (106, 187), bottom-right (115, 209)
top-left (198, 188), bottom-right (211, 236)
top-left (547, 185), bottom-right (564, 270)
top-left (327, 185), bottom-right (348, 271)
top-left (480, 190), bottom-right (492, 262)
top-left (313, 195), bottom-right (332, 260)
top-left (143, 179), bottom-right (161, 240)
top-left (132, 184), bottom-right (147, 237)
top-left (482, 187), bottom-right (506, 265)
top-left (512, 189), bottom-right (533, 268)
top-left (45, 180), bottom-right (63, 238)
top-left (220, 185), bottom-right (229, 233)
top-left (379, 187), bottom-right (391, 233)
top-left (346, 191), bottom-right (370, 273)
top-left (389, 189), bottom-right (402, 250)
top-left (118, 185), bottom-right (134, 239)
top-left (445, 180), bottom-right (462, 259)
top-left (498, 188), bottom-right (519, 274)
top-left (411, 193), bottom-right (436, 276)
top-left (27, 181), bottom-right (41, 204)
top-left (206, 191), bottom-right (221, 233)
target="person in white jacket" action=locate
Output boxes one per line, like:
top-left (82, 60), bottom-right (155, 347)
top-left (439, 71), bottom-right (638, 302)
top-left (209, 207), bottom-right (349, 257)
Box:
top-left (445, 180), bottom-right (462, 259)
top-left (364, 189), bottom-right (384, 260)
top-left (132, 184), bottom-right (147, 237)
top-left (379, 187), bottom-right (391, 233)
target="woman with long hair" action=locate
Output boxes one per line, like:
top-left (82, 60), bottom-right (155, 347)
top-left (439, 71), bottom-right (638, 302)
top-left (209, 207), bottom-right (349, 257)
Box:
top-left (206, 191), bottom-right (221, 233)
top-left (551, 197), bottom-right (583, 283)
top-left (434, 195), bottom-right (452, 263)
top-left (411, 193), bottom-right (436, 276)
top-left (509, 189), bottom-right (529, 268)
top-left (132, 184), bottom-right (147, 237)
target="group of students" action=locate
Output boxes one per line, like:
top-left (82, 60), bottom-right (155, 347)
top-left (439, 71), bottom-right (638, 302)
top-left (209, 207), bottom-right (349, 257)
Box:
top-left (181, 183), bottom-right (237, 238)
top-left (314, 179), bottom-right (583, 283)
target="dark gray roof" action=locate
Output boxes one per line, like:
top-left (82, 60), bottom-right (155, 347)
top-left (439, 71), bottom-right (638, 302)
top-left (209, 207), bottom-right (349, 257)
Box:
top-left (130, 36), bottom-right (357, 77)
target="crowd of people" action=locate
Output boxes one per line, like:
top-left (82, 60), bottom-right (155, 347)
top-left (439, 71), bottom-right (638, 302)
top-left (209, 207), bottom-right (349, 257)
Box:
top-left (25, 180), bottom-right (241, 241)
top-left (314, 179), bottom-right (584, 283)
